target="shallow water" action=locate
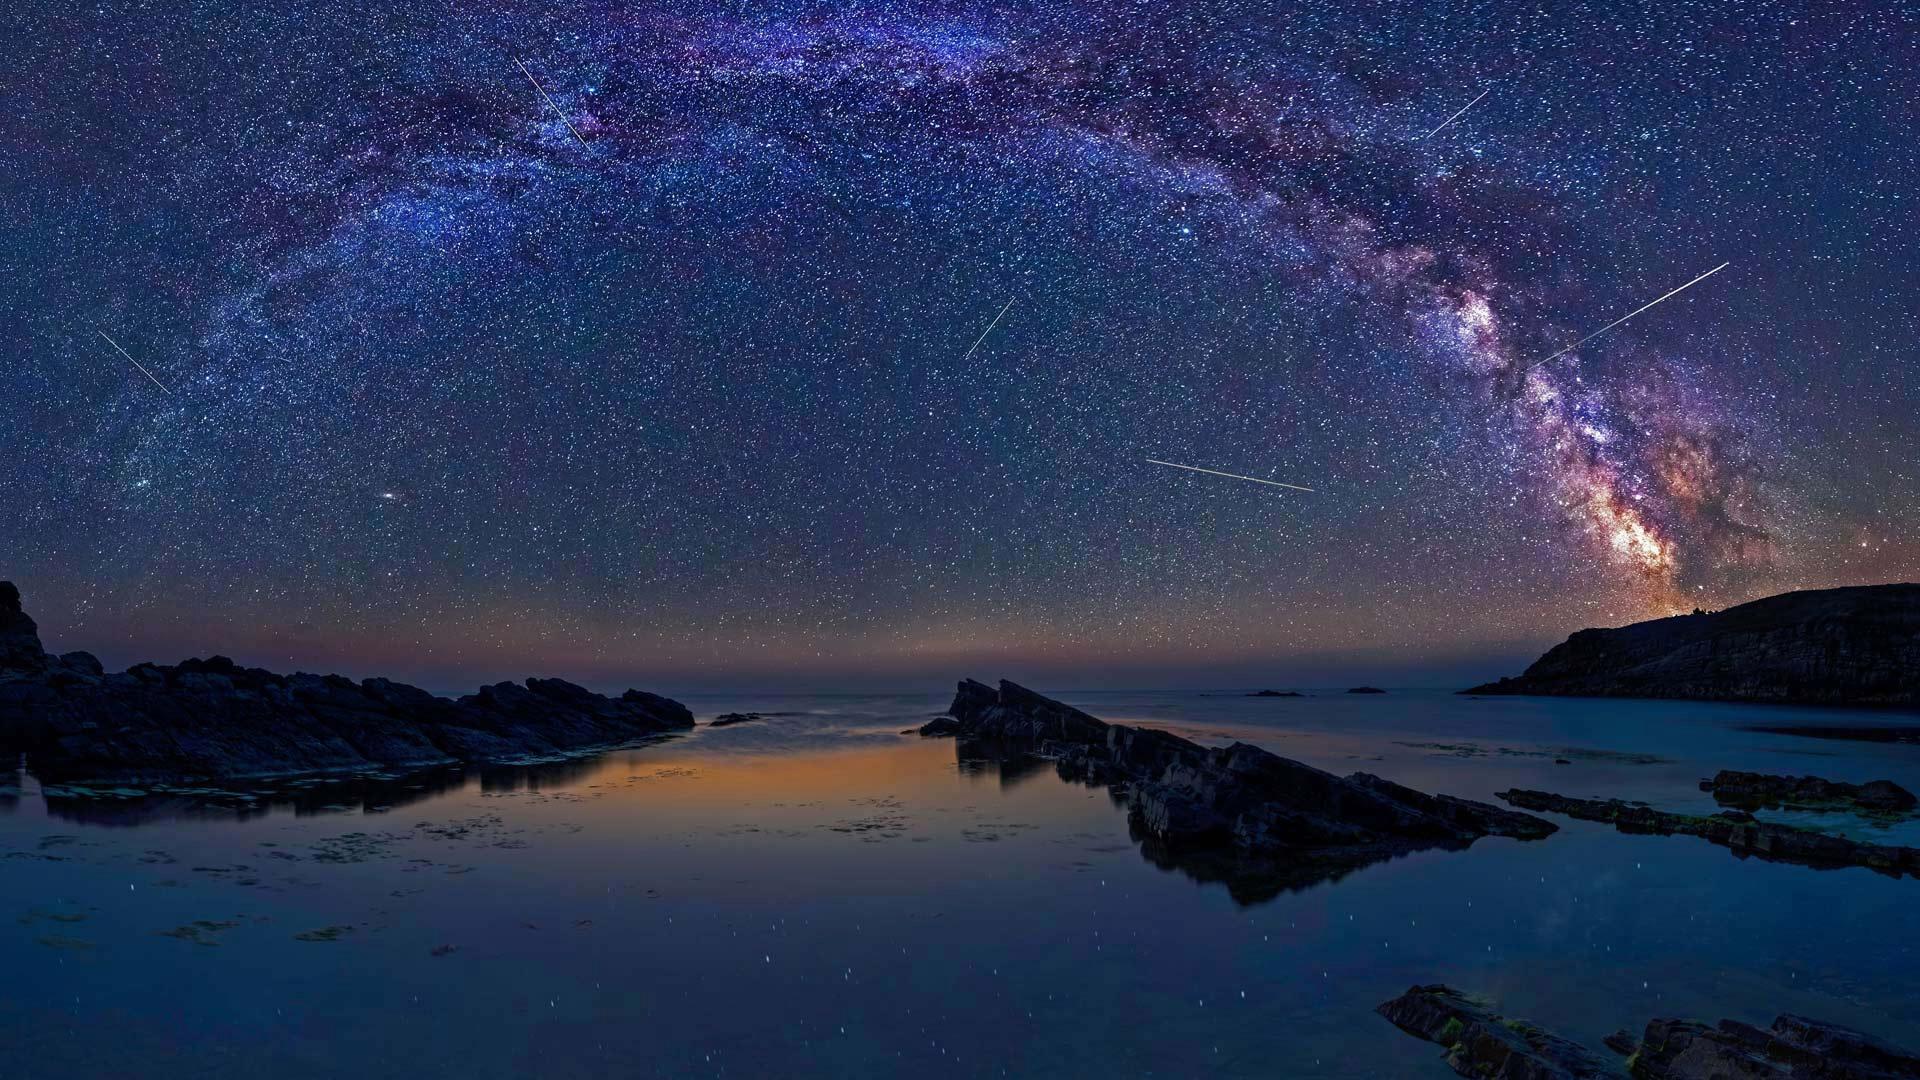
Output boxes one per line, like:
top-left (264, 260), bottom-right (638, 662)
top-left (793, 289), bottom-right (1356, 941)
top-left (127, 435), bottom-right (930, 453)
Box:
top-left (4, 688), bottom-right (1919, 1077)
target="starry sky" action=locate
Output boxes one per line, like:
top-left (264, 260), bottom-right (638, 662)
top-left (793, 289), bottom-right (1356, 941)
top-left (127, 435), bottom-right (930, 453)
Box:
top-left (3, 0), bottom-right (1916, 690)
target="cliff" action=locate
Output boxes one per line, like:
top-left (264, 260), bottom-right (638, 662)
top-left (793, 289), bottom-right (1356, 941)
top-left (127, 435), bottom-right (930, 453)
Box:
top-left (1463, 584), bottom-right (1920, 705)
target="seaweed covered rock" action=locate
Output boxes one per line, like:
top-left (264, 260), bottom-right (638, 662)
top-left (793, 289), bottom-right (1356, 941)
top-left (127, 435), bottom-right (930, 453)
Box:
top-left (1375, 984), bottom-right (1611, 1078)
top-left (1702, 770), bottom-right (1917, 813)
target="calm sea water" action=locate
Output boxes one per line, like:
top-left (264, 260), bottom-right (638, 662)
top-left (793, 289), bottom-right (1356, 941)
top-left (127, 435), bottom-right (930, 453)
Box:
top-left (4, 688), bottom-right (1918, 1078)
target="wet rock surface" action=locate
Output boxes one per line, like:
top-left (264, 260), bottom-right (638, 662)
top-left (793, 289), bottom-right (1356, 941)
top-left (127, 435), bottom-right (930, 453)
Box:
top-left (1702, 770), bottom-right (1917, 814)
top-left (943, 679), bottom-right (1553, 896)
top-left (0, 582), bottom-right (694, 784)
top-left (1463, 583), bottom-right (1920, 705)
top-left (1375, 984), bottom-right (1612, 1078)
top-left (1380, 985), bottom-right (1920, 1080)
top-left (1496, 789), bottom-right (1920, 877)
top-left (1629, 1013), bottom-right (1920, 1078)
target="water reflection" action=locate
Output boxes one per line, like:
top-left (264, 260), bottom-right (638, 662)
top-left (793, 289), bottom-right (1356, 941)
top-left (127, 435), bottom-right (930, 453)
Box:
top-left (19, 738), bottom-right (681, 827)
top-left (955, 736), bottom-right (1475, 906)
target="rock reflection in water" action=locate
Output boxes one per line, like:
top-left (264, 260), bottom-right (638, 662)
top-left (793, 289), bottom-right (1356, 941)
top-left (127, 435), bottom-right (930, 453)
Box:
top-left (956, 736), bottom-right (1456, 906)
top-left (17, 749), bottom-right (665, 827)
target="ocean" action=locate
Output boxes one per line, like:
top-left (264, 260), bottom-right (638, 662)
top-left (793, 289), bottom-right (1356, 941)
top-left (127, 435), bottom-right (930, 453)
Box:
top-left (4, 688), bottom-right (1917, 1077)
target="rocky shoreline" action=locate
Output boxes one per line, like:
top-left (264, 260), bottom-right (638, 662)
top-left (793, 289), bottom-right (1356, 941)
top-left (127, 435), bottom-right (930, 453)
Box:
top-left (1496, 788), bottom-right (1920, 877)
top-left (1377, 984), bottom-right (1920, 1079)
top-left (1382, 983), bottom-right (1920, 1076)
top-left (0, 582), bottom-right (694, 784)
top-left (1702, 769), bottom-right (1916, 814)
top-left (920, 678), bottom-right (1555, 898)
top-left (1463, 583), bottom-right (1920, 705)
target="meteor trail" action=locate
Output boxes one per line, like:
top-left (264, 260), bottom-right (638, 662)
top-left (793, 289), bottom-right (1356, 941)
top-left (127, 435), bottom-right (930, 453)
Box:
top-left (1417, 88), bottom-right (1489, 141)
top-left (515, 57), bottom-right (591, 150)
top-left (1525, 261), bottom-right (1731, 372)
top-left (96, 330), bottom-right (172, 395)
top-left (959, 297), bottom-right (1015, 362)
top-left (1145, 459), bottom-right (1315, 492)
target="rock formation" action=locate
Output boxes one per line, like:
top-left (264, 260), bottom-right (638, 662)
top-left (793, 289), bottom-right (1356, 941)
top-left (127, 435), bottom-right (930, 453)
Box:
top-left (0, 582), bottom-right (48, 676)
top-left (1625, 1013), bottom-right (1920, 1078)
top-left (1377, 985), bottom-right (1920, 1080)
top-left (1462, 583), bottom-right (1920, 705)
top-left (1375, 985), bottom-right (1611, 1079)
top-left (0, 582), bottom-right (693, 784)
top-left (1497, 789), bottom-right (1920, 877)
top-left (1701, 770), bottom-right (1917, 814)
top-left (928, 679), bottom-right (1553, 900)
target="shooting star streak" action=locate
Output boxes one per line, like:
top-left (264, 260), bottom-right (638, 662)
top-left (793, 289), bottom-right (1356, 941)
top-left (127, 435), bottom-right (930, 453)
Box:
top-left (96, 331), bottom-right (172, 395)
top-left (1524, 261), bottom-right (1731, 372)
top-left (959, 297), bottom-right (1015, 362)
top-left (514, 57), bottom-right (591, 150)
top-left (1417, 87), bottom-right (1489, 141)
top-left (1145, 459), bottom-right (1315, 492)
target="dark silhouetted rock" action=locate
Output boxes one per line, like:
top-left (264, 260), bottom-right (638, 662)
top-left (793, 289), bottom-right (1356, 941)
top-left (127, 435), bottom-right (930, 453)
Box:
top-left (1631, 1012), bottom-right (1920, 1078)
top-left (0, 581), bottom-right (694, 784)
top-left (708, 712), bottom-right (764, 727)
top-left (1605, 1030), bottom-right (1638, 1056)
top-left (0, 582), bottom-right (48, 677)
top-left (1463, 584), bottom-right (1920, 705)
top-left (1375, 984), bottom-right (1611, 1078)
top-left (1347, 686), bottom-right (1387, 694)
top-left (1497, 789), bottom-right (1920, 877)
top-left (944, 680), bottom-right (1553, 888)
top-left (1702, 770), bottom-right (1917, 813)
top-left (1247, 689), bottom-right (1303, 697)
top-left (915, 716), bottom-right (962, 736)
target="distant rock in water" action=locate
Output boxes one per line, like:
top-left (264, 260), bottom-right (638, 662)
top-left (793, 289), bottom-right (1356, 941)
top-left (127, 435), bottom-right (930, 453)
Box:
top-left (1346, 686), bottom-right (1386, 694)
top-left (939, 679), bottom-right (1553, 902)
top-left (1462, 583), bottom-right (1920, 705)
top-left (1375, 984), bottom-right (1611, 1078)
top-left (1702, 769), bottom-right (1917, 814)
top-left (1496, 788), bottom-right (1920, 877)
top-left (1246, 689), bottom-right (1303, 697)
top-left (708, 712), bottom-right (763, 727)
top-left (0, 582), bottom-right (694, 784)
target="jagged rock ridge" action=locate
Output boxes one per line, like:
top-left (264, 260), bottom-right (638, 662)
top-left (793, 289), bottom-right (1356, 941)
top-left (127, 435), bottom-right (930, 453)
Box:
top-left (0, 582), bottom-right (693, 783)
top-left (933, 679), bottom-right (1554, 888)
top-left (1463, 583), bottom-right (1920, 705)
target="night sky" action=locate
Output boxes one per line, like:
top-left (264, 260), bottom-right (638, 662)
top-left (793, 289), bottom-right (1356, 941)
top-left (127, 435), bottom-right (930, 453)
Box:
top-left (4, 1), bottom-right (1916, 689)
